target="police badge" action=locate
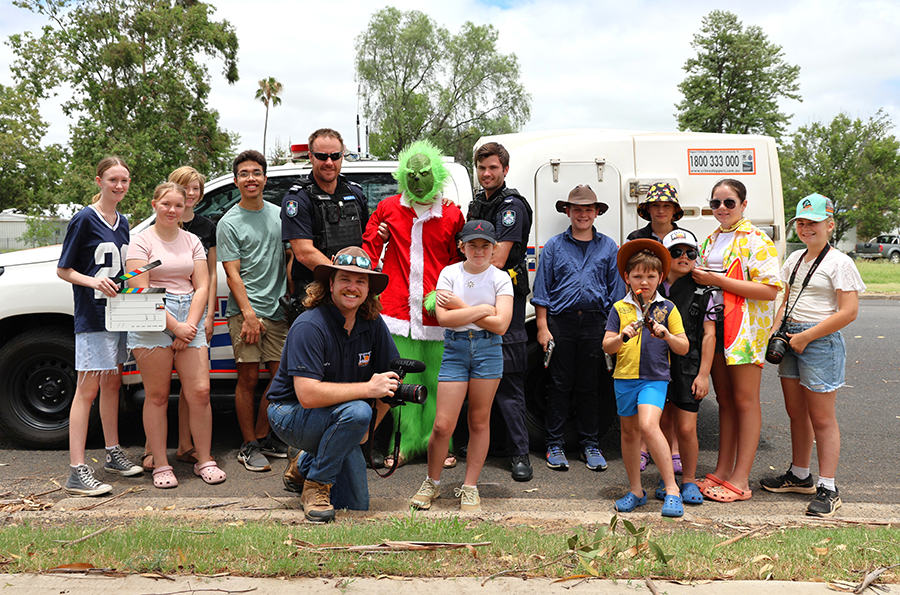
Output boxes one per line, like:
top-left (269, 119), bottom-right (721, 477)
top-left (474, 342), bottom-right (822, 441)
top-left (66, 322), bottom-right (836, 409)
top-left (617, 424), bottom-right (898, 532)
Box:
top-left (501, 209), bottom-right (516, 227)
top-left (286, 200), bottom-right (298, 217)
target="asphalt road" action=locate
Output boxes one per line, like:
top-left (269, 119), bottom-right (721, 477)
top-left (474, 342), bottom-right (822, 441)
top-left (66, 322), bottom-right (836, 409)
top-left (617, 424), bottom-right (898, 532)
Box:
top-left (2, 299), bottom-right (898, 510)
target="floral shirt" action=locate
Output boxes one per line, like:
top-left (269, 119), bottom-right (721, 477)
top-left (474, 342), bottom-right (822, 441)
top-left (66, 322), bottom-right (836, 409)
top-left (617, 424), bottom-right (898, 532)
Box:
top-left (699, 219), bottom-right (781, 366)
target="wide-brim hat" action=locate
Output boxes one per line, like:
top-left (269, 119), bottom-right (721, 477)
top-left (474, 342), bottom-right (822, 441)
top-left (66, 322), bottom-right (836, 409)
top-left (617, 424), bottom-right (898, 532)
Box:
top-left (555, 184), bottom-right (609, 215)
top-left (616, 239), bottom-right (671, 281)
top-left (787, 193), bottom-right (834, 226)
top-left (313, 246), bottom-right (389, 295)
top-left (638, 182), bottom-right (684, 222)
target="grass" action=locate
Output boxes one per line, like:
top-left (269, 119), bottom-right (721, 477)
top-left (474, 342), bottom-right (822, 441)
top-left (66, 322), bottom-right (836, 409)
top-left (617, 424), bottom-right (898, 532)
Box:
top-left (855, 259), bottom-right (900, 293)
top-left (0, 514), bottom-right (898, 583)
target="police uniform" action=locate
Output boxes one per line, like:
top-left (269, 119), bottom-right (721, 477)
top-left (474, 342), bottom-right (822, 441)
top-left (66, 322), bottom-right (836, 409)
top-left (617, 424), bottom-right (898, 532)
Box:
top-left (281, 174), bottom-right (369, 296)
top-left (467, 183), bottom-right (533, 467)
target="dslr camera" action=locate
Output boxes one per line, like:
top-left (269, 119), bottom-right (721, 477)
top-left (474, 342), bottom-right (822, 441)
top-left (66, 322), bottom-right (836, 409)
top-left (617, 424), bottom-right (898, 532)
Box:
top-left (381, 358), bottom-right (428, 406)
top-left (765, 327), bottom-right (791, 364)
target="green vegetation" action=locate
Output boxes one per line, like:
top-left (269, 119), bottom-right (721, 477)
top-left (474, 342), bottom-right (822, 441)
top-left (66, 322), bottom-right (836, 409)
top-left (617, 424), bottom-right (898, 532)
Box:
top-left (854, 259), bottom-right (900, 293)
top-left (0, 515), bottom-right (897, 584)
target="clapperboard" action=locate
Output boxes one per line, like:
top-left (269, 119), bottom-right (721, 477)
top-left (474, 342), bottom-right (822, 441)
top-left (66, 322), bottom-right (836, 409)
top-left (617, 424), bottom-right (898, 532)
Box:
top-left (105, 260), bottom-right (167, 331)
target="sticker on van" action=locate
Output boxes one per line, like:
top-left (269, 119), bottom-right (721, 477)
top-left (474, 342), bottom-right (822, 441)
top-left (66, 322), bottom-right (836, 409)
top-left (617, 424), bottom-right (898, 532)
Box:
top-left (687, 149), bottom-right (756, 175)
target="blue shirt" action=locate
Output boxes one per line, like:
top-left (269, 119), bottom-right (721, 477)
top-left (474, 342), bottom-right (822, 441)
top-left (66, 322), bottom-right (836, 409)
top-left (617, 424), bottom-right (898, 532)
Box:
top-left (531, 227), bottom-right (624, 317)
top-left (267, 303), bottom-right (400, 403)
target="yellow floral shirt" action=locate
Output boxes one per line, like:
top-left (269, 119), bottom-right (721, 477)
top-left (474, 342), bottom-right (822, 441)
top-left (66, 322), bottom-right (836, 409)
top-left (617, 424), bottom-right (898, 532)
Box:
top-left (699, 219), bottom-right (782, 366)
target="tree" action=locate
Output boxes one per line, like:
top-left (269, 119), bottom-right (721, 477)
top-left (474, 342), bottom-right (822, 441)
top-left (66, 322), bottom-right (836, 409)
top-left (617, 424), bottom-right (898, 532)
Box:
top-left (0, 84), bottom-right (66, 214)
top-left (355, 7), bottom-right (530, 165)
top-left (675, 10), bottom-right (801, 141)
top-left (7, 0), bottom-right (239, 221)
top-left (255, 77), bottom-right (283, 156)
top-left (780, 111), bottom-right (900, 244)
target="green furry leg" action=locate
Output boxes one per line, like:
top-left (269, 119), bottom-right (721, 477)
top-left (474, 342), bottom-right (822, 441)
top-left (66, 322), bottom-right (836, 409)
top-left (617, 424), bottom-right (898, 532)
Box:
top-left (389, 334), bottom-right (444, 458)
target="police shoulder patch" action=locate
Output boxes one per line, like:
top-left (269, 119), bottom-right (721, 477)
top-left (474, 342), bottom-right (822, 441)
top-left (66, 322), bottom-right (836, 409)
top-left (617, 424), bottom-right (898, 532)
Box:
top-left (501, 209), bottom-right (516, 227)
top-left (285, 200), bottom-right (298, 217)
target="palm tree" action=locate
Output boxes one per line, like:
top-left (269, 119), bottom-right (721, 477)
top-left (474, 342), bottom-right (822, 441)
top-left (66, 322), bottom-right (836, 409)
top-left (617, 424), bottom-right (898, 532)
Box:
top-left (255, 77), bottom-right (283, 156)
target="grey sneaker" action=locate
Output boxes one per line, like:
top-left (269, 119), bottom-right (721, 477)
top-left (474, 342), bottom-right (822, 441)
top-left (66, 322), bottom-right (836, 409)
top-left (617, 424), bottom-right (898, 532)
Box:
top-left (259, 433), bottom-right (289, 458)
top-left (806, 486), bottom-right (842, 517)
top-left (65, 464), bottom-right (112, 497)
top-left (237, 441), bottom-right (271, 472)
top-left (104, 446), bottom-right (143, 476)
top-left (760, 467), bottom-right (816, 494)
top-left (409, 477), bottom-right (441, 510)
top-left (455, 485), bottom-right (481, 512)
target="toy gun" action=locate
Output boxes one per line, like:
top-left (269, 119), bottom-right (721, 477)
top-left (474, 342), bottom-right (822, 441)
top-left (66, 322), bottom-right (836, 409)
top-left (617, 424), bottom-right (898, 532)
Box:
top-left (622, 289), bottom-right (664, 342)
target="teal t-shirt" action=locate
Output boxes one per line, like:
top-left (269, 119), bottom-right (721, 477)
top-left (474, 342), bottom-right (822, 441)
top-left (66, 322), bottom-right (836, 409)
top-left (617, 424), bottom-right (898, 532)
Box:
top-left (217, 202), bottom-right (286, 320)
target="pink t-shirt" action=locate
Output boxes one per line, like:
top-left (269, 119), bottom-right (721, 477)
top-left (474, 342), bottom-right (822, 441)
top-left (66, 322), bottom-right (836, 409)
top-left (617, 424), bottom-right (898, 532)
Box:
top-left (127, 227), bottom-right (205, 294)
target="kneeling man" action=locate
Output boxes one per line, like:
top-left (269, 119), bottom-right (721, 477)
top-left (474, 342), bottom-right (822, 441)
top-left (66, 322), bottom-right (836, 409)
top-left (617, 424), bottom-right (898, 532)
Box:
top-left (267, 246), bottom-right (400, 522)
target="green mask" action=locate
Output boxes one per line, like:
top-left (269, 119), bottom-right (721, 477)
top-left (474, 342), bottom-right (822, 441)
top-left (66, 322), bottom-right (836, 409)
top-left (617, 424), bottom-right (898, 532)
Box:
top-left (406, 153), bottom-right (435, 203)
top-left (394, 140), bottom-right (449, 205)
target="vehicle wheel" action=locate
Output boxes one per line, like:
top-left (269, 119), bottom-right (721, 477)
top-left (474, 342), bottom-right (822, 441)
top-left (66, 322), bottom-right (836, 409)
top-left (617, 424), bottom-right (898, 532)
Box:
top-left (890, 252), bottom-right (900, 264)
top-left (0, 328), bottom-right (96, 448)
top-left (523, 341), bottom-right (617, 451)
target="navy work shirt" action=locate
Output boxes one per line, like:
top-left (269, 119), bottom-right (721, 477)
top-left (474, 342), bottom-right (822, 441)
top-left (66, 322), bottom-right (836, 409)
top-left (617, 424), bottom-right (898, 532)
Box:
top-left (267, 303), bottom-right (400, 403)
top-left (531, 226), bottom-right (625, 317)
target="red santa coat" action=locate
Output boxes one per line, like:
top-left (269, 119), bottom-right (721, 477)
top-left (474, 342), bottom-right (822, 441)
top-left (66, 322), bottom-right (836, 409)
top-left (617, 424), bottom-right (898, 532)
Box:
top-left (363, 194), bottom-right (465, 341)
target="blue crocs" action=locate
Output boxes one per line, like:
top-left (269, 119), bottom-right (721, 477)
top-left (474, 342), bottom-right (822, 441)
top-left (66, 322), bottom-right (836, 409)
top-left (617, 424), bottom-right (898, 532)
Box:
top-left (661, 493), bottom-right (684, 517)
top-left (614, 490), bottom-right (648, 513)
top-left (655, 479), bottom-right (666, 501)
top-left (680, 482), bottom-right (704, 505)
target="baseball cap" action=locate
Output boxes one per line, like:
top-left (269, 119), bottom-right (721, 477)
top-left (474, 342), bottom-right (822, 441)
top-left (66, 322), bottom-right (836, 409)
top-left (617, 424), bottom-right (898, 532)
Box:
top-left (787, 193), bottom-right (834, 226)
top-left (662, 228), bottom-right (699, 251)
top-left (460, 220), bottom-right (497, 244)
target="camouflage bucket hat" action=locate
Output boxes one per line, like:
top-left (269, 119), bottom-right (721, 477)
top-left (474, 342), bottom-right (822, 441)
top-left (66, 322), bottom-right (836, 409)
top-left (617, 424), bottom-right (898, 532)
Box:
top-left (638, 182), bottom-right (684, 222)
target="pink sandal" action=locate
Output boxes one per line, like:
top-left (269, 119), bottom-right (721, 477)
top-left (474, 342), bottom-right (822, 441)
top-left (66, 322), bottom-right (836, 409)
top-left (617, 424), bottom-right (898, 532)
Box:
top-left (152, 465), bottom-right (178, 489)
top-left (194, 461), bottom-right (227, 485)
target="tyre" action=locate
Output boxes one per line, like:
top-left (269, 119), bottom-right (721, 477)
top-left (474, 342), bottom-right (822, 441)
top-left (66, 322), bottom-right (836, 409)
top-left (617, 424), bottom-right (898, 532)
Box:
top-left (523, 341), bottom-right (617, 451)
top-left (890, 252), bottom-right (900, 264)
top-left (0, 327), bottom-right (97, 448)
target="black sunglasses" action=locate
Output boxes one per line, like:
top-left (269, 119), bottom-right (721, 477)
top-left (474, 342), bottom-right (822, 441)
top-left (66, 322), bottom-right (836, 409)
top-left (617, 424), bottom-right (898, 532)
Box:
top-left (334, 253), bottom-right (372, 270)
top-left (669, 247), bottom-right (698, 260)
top-left (313, 151), bottom-right (343, 162)
top-left (709, 198), bottom-right (739, 210)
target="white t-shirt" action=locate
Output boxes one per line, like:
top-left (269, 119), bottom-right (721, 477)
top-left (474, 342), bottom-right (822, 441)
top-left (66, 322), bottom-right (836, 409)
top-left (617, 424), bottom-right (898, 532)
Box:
top-left (436, 262), bottom-right (514, 331)
top-left (780, 248), bottom-right (866, 323)
top-left (706, 231), bottom-right (734, 309)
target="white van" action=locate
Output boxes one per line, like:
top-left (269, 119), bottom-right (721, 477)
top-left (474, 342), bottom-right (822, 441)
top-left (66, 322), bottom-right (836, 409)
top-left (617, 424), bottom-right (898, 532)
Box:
top-left (474, 129), bottom-right (786, 447)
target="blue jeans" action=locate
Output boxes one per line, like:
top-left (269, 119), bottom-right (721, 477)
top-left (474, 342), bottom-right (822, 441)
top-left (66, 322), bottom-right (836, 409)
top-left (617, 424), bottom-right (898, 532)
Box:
top-left (267, 399), bottom-right (372, 511)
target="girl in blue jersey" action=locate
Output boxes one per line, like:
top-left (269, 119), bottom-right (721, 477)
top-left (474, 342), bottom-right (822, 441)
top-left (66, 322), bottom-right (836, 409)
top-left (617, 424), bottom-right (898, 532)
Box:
top-left (57, 157), bottom-right (143, 497)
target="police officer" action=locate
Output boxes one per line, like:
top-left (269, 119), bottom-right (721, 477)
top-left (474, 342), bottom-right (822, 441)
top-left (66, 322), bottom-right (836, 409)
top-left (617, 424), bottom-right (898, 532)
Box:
top-left (467, 141), bottom-right (534, 482)
top-left (281, 128), bottom-right (369, 304)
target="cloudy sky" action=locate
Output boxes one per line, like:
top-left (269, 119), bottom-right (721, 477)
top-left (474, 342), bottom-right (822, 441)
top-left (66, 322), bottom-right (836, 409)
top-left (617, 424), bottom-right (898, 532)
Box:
top-left (2, 0), bottom-right (899, 154)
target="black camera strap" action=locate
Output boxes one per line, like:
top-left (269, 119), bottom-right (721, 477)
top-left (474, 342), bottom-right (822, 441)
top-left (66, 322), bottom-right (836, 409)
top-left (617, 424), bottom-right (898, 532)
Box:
top-left (782, 244), bottom-right (831, 323)
top-left (367, 402), bottom-right (401, 479)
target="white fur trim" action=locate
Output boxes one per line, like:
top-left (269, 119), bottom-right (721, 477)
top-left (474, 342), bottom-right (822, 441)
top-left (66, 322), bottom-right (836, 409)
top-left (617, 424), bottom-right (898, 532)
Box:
top-left (383, 315), bottom-right (410, 337)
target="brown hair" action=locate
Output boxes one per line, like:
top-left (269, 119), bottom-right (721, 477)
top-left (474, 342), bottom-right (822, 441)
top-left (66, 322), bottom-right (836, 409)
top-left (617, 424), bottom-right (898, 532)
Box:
top-left (625, 250), bottom-right (664, 276)
top-left (710, 178), bottom-right (747, 203)
top-left (474, 141), bottom-right (510, 169)
top-left (92, 156), bottom-right (130, 203)
top-left (308, 128), bottom-right (345, 154)
top-left (152, 182), bottom-right (187, 228)
top-left (168, 166), bottom-right (206, 199)
top-left (302, 274), bottom-right (383, 320)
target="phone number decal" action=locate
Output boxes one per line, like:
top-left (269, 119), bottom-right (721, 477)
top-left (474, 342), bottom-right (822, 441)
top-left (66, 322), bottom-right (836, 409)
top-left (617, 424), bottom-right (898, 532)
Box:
top-left (687, 149), bottom-right (756, 175)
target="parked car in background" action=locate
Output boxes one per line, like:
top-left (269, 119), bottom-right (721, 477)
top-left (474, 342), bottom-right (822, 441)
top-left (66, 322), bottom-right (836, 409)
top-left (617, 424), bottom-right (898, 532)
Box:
top-left (854, 235), bottom-right (900, 263)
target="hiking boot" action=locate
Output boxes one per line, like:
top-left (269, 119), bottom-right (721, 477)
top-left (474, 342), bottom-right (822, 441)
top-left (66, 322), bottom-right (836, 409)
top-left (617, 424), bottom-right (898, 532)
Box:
top-left (237, 441), bottom-right (271, 472)
top-left (65, 464), bottom-right (112, 497)
top-left (581, 446), bottom-right (608, 471)
top-left (455, 485), bottom-right (481, 512)
top-left (300, 479), bottom-right (335, 523)
top-left (806, 486), bottom-right (842, 517)
top-left (409, 477), bottom-right (441, 510)
top-left (546, 445), bottom-right (569, 470)
top-left (760, 467), bottom-right (816, 494)
top-left (259, 433), bottom-right (289, 458)
top-left (104, 446), bottom-right (143, 476)
top-left (283, 447), bottom-right (304, 493)
top-left (510, 455), bottom-right (533, 482)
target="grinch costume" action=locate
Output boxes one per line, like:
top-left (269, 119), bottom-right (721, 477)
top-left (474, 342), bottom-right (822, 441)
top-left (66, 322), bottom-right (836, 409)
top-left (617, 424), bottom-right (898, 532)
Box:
top-left (363, 141), bottom-right (466, 458)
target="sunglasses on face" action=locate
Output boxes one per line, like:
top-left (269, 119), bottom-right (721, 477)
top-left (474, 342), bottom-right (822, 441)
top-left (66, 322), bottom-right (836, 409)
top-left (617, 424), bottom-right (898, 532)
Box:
top-left (669, 247), bottom-right (698, 260)
top-left (313, 151), bottom-right (343, 162)
top-left (334, 253), bottom-right (372, 270)
top-left (709, 198), bottom-right (739, 210)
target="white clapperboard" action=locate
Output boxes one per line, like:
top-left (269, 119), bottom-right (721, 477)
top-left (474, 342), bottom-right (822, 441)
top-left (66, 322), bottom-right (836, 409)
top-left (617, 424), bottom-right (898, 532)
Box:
top-left (104, 260), bottom-right (167, 332)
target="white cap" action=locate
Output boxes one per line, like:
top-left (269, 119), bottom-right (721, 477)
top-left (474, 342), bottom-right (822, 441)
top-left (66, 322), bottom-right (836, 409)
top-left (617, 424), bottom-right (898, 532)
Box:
top-left (662, 228), bottom-right (699, 250)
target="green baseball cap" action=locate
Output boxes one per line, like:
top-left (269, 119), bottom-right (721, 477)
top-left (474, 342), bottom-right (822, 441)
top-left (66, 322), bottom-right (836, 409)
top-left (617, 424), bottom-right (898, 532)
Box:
top-left (788, 193), bottom-right (834, 226)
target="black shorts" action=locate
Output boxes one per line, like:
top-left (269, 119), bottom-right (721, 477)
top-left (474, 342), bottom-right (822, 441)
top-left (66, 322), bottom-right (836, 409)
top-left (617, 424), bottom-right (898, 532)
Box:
top-left (666, 375), bottom-right (701, 413)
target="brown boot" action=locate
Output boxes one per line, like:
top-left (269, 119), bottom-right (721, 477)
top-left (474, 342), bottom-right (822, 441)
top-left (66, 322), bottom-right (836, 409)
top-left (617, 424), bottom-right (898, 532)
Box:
top-left (283, 447), bottom-right (304, 493)
top-left (301, 479), bottom-right (335, 523)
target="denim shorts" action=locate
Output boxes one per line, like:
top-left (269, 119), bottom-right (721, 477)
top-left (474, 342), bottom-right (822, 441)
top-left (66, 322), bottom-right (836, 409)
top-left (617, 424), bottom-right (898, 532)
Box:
top-left (127, 292), bottom-right (208, 350)
top-left (614, 379), bottom-right (668, 417)
top-left (778, 322), bottom-right (846, 393)
top-left (437, 329), bottom-right (504, 381)
top-left (75, 331), bottom-right (127, 372)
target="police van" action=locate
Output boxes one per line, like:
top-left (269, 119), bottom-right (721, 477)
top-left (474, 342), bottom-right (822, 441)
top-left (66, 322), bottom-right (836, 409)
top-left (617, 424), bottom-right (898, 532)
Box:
top-left (474, 129), bottom-right (786, 447)
top-left (0, 158), bottom-right (472, 448)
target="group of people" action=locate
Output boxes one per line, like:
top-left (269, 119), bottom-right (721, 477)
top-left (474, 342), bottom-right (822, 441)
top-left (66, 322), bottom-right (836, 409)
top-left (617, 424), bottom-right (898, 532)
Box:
top-left (58, 132), bottom-right (864, 524)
